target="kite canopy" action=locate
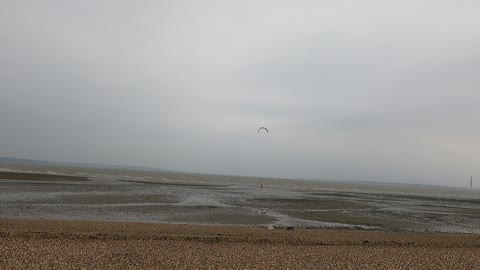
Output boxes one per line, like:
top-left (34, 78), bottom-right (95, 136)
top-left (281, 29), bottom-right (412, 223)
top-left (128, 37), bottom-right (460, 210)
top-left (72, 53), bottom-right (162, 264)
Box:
top-left (258, 127), bottom-right (269, 133)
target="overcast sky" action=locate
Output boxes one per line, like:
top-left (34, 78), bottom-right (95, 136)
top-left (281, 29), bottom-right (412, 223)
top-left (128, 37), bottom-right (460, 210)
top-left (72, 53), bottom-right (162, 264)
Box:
top-left (1, 1), bottom-right (479, 186)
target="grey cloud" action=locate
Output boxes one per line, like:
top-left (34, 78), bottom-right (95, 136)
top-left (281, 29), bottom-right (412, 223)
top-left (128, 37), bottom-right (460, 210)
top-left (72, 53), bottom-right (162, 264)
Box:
top-left (1, 1), bottom-right (480, 186)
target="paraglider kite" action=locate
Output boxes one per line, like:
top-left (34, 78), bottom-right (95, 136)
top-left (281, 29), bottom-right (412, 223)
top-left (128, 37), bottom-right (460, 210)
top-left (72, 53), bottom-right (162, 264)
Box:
top-left (258, 127), bottom-right (269, 133)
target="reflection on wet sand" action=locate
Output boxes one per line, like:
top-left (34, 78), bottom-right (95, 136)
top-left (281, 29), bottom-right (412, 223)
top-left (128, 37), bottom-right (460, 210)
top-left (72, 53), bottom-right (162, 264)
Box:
top-left (1, 167), bottom-right (480, 233)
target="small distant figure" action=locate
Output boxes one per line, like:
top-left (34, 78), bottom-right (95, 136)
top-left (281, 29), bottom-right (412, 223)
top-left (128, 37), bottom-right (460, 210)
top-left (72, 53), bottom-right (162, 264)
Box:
top-left (286, 226), bottom-right (294, 231)
top-left (261, 184), bottom-right (263, 190)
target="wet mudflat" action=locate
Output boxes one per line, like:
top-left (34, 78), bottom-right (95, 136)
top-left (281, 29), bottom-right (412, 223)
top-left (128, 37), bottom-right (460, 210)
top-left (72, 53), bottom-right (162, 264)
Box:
top-left (1, 166), bottom-right (480, 233)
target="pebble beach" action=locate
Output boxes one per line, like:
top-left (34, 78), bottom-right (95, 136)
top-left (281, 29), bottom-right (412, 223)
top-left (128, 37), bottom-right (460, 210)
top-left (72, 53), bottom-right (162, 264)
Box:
top-left (1, 219), bottom-right (480, 269)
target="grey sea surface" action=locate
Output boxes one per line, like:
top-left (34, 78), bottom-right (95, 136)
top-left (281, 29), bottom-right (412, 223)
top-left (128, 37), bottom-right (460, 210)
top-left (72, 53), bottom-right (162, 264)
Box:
top-left (1, 165), bottom-right (480, 233)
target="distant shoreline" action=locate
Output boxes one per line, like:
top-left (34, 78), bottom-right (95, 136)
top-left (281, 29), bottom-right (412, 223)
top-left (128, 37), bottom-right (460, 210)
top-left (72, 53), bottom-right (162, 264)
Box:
top-left (0, 171), bottom-right (89, 182)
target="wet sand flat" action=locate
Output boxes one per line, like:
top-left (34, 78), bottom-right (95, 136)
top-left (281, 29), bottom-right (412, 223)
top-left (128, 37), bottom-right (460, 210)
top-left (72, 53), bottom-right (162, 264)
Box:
top-left (1, 166), bottom-right (480, 232)
top-left (1, 219), bottom-right (479, 269)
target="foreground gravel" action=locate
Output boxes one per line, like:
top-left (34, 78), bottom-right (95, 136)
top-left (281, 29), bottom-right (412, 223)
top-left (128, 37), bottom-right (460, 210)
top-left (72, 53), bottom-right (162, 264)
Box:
top-left (1, 219), bottom-right (479, 269)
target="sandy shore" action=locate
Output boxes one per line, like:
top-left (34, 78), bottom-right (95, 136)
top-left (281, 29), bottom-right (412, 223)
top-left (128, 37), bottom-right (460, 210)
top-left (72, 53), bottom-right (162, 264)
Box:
top-left (1, 219), bottom-right (479, 269)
